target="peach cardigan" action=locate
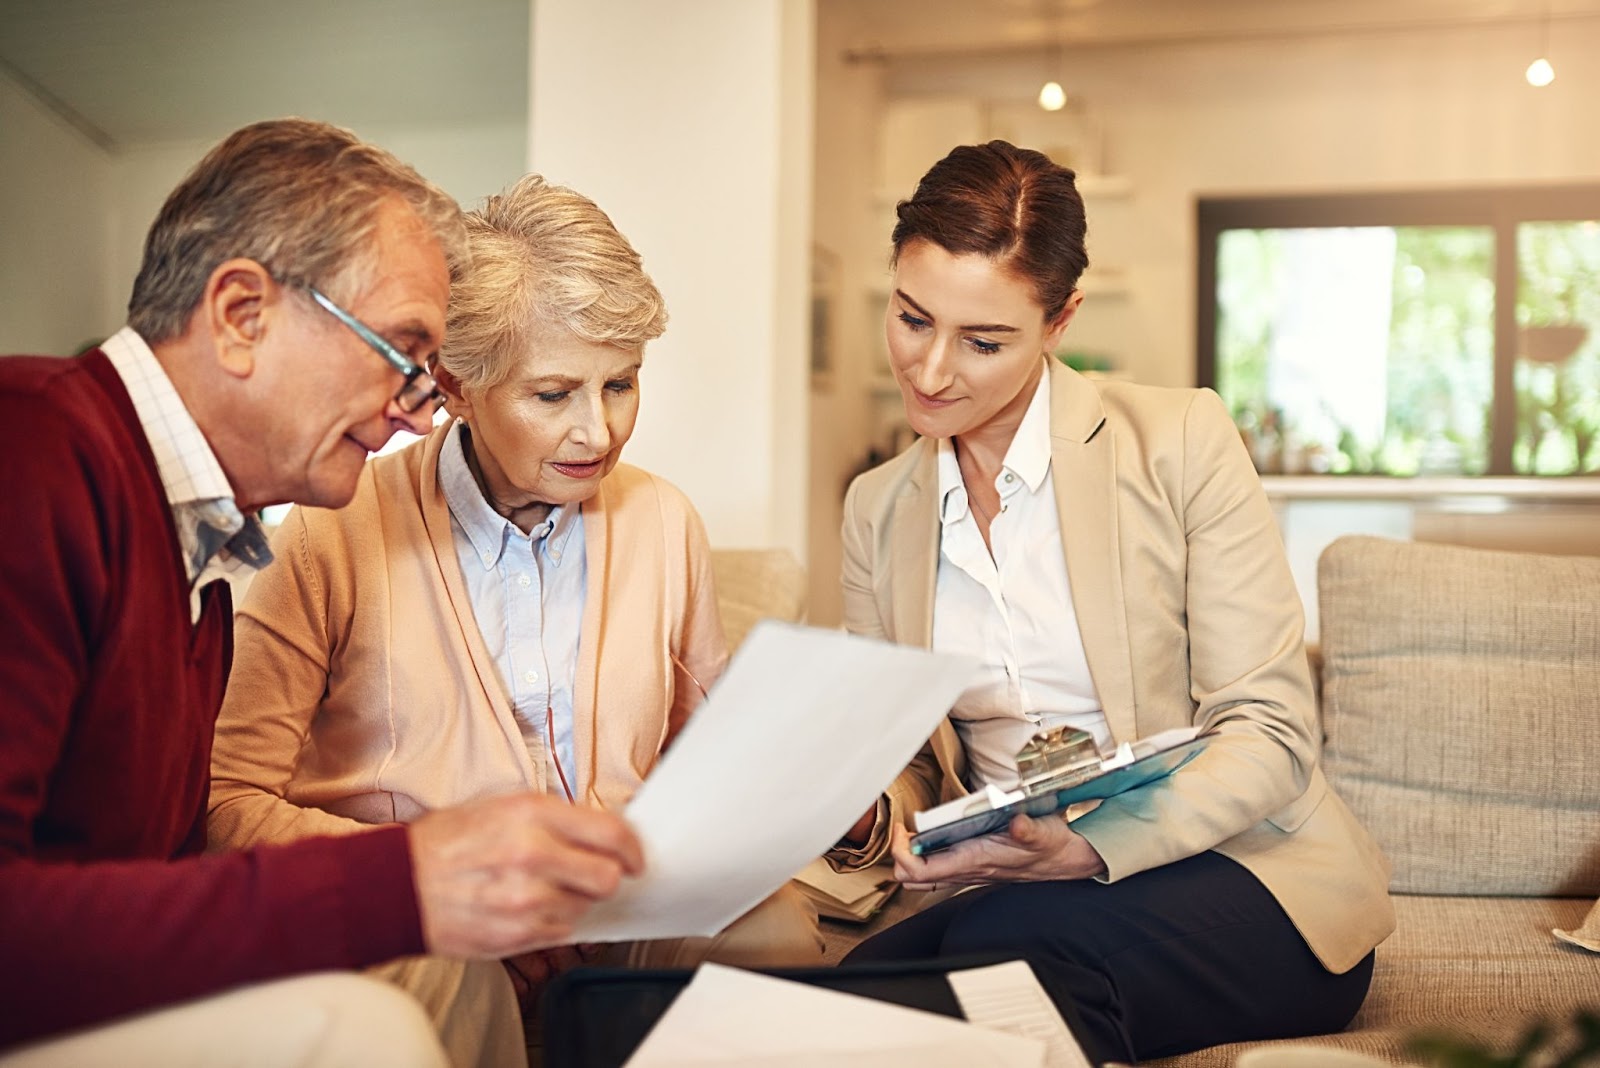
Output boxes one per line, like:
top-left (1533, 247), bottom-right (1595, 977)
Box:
top-left (208, 422), bottom-right (728, 847)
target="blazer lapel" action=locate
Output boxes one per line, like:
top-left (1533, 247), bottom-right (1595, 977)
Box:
top-left (889, 440), bottom-right (939, 649)
top-left (1048, 363), bottom-right (1139, 743)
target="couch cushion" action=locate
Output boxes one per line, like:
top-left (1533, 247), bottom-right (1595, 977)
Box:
top-left (1151, 896), bottom-right (1599, 1068)
top-left (710, 548), bottom-right (806, 651)
top-left (1317, 536), bottom-right (1600, 896)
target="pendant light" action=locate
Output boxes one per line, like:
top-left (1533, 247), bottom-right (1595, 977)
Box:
top-left (1038, 37), bottom-right (1067, 112)
top-left (1526, 1), bottom-right (1555, 86)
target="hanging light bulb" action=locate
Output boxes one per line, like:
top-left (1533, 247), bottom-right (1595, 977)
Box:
top-left (1526, 1), bottom-right (1555, 86)
top-left (1038, 80), bottom-right (1067, 112)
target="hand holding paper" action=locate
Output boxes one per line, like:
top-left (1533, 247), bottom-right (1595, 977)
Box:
top-left (573, 622), bottom-right (977, 943)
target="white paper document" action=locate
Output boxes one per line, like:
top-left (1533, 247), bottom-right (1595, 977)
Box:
top-left (573, 621), bottom-right (977, 942)
top-left (947, 960), bottom-right (1093, 1068)
top-left (622, 963), bottom-right (1045, 1067)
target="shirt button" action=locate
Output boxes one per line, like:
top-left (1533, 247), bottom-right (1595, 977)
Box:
top-left (518, 574), bottom-right (531, 588)
top-left (524, 670), bottom-right (539, 684)
top-left (482, 552), bottom-right (494, 565)
top-left (1004, 473), bottom-right (1014, 483)
top-left (550, 550), bottom-right (562, 562)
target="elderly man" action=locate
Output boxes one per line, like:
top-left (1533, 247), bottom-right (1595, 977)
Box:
top-left (0, 119), bottom-right (641, 1068)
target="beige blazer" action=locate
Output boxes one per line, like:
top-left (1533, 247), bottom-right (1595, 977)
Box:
top-left (839, 359), bottom-right (1394, 974)
top-left (208, 422), bottom-right (728, 848)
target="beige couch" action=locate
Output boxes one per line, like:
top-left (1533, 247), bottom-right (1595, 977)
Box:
top-left (709, 548), bottom-right (806, 652)
top-left (813, 536), bottom-right (1600, 1065)
top-left (1160, 535), bottom-right (1600, 1066)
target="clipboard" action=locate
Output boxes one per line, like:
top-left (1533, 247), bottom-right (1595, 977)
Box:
top-left (908, 733), bottom-right (1211, 856)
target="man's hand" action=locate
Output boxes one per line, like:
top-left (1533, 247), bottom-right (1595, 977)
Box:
top-left (889, 814), bottom-right (1106, 890)
top-left (408, 792), bottom-right (642, 959)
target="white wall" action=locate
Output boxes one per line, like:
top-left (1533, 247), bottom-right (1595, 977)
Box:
top-left (2, 67), bottom-right (525, 358)
top-left (807, 0), bottom-right (888, 625)
top-left (0, 69), bottom-right (114, 355)
top-left (868, 18), bottom-right (1600, 389)
top-left (529, 0), bottom-right (815, 559)
top-left (101, 139), bottom-right (210, 331)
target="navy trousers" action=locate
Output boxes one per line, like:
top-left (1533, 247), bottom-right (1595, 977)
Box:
top-left (842, 851), bottom-right (1374, 1064)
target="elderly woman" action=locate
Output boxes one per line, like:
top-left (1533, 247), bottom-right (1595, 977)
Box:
top-left (208, 174), bottom-right (821, 1068)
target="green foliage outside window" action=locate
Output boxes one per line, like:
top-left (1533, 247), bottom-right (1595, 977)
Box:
top-left (1215, 218), bottom-right (1600, 476)
top-left (1216, 225), bottom-right (1494, 475)
top-left (1516, 222), bottom-right (1600, 474)
top-left (1382, 227), bottom-right (1494, 476)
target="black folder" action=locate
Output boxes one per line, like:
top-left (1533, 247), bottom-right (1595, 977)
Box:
top-left (540, 954), bottom-right (1098, 1067)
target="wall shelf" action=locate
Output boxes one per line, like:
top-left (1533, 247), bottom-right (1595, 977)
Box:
top-left (1077, 174), bottom-right (1132, 198)
top-left (1079, 264), bottom-right (1130, 297)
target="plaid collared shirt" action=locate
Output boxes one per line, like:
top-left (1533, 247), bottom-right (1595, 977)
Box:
top-left (99, 327), bottom-right (273, 620)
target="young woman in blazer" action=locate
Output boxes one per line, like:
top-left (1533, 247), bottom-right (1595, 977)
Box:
top-left (832, 141), bottom-right (1393, 1062)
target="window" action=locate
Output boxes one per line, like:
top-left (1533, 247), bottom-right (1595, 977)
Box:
top-left (1198, 187), bottom-right (1600, 476)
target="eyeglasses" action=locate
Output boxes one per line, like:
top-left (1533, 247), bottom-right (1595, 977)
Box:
top-left (307, 287), bottom-right (445, 414)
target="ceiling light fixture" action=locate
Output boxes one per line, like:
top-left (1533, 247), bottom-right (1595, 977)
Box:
top-left (1038, 33), bottom-right (1069, 113)
top-left (1526, 1), bottom-right (1555, 86)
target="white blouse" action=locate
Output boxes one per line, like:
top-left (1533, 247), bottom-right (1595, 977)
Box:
top-left (931, 364), bottom-right (1110, 789)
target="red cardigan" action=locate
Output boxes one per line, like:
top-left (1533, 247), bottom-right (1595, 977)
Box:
top-left (0, 350), bottom-right (424, 1049)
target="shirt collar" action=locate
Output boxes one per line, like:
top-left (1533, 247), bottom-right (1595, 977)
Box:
top-left (439, 420), bottom-right (579, 570)
top-left (936, 362), bottom-right (1054, 524)
top-left (99, 326), bottom-right (236, 509)
top-left (98, 327), bottom-right (271, 585)
top-left (935, 441), bottom-right (971, 526)
top-left (1006, 363), bottom-right (1054, 492)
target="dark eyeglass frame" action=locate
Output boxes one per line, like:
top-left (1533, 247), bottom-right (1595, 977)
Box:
top-left (308, 287), bottom-right (445, 415)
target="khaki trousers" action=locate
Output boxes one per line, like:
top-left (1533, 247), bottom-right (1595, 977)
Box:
top-left (367, 957), bottom-right (526, 1068)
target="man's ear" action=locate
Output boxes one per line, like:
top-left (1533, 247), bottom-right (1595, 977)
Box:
top-left (203, 259), bottom-right (278, 378)
top-left (1043, 289), bottom-right (1086, 355)
top-left (433, 363), bottom-right (474, 421)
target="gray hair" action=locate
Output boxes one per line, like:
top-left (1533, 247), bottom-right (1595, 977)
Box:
top-left (439, 173), bottom-right (667, 392)
top-left (127, 117), bottom-right (467, 341)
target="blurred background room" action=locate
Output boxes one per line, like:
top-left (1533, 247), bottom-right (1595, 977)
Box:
top-left (4, 0), bottom-right (1598, 634)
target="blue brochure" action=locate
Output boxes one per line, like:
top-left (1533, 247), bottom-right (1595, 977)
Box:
top-left (907, 733), bottom-right (1211, 856)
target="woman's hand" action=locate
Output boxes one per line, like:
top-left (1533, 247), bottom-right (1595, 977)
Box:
top-left (889, 814), bottom-right (1107, 890)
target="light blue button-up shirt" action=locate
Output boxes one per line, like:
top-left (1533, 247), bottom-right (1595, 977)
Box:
top-left (438, 421), bottom-right (586, 796)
